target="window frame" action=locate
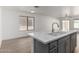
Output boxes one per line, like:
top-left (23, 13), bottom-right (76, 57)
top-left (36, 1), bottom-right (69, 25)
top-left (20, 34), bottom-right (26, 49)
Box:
top-left (19, 16), bottom-right (35, 31)
top-left (62, 20), bottom-right (70, 31)
top-left (74, 20), bottom-right (79, 29)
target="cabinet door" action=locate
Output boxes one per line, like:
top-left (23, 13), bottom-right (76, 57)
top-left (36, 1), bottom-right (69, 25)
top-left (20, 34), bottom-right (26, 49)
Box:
top-left (58, 38), bottom-right (66, 53)
top-left (71, 37), bottom-right (75, 52)
top-left (70, 33), bottom-right (77, 52)
top-left (71, 39), bottom-right (74, 52)
top-left (58, 43), bottom-right (66, 53)
top-left (73, 33), bottom-right (77, 48)
top-left (65, 38), bottom-right (70, 53)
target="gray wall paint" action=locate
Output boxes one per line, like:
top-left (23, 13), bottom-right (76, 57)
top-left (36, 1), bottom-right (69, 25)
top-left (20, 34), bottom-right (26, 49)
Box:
top-left (2, 8), bottom-right (29, 40)
top-left (1, 7), bottom-right (59, 40)
top-left (0, 7), bottom-right (2, 46)
top-left (2, 6), bottom-right (78, 40)
top-left (0, 7), bottom-right (2, 39)
top-left (35, 15), bottom-right (59, 32)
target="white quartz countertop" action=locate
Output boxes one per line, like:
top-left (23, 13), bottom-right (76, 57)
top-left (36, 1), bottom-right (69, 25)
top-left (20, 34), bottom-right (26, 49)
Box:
top-left (28, 30), bottom-right (77, 44)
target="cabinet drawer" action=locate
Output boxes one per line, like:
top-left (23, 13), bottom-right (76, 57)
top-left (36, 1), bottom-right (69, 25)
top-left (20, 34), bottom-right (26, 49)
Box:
top-left (49, 47), bottom-right (57, 53)
top-left (49, 41), bottom-right (57, 49)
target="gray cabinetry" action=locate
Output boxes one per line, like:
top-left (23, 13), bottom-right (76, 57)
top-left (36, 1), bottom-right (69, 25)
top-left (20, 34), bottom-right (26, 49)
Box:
top-left (58, 42), bottom-right (66, 53)
top-left (49, 47), bottom-right (57, 53)
top-left (58, 36), bottom-right (70, 53)
top-left (33, 32), bottom-right (77, 53)
top-left (34, 39), bottom-right (57, 53)
top-left (58, 37), bottom-right (66, 53)
top-left (49, 41), bottom-right (57, 53)
top-left (65, 36), bottom-right (71, 53)
top-left (34, 39), bottom-right (49, 53)
top-left (70, 33), bottom-right (77, 52)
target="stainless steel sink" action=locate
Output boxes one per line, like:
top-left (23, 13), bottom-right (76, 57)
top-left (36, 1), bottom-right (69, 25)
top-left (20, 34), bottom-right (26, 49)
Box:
top-left (48, 32), bottom-right (66, 36)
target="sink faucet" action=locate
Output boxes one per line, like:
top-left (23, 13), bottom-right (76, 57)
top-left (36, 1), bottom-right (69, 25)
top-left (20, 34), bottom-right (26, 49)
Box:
top-left (52, 23), bottom-right (59, 32)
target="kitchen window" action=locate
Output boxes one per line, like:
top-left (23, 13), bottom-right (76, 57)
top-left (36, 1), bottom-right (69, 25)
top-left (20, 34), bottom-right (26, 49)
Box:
top-left (19, 16), bottom-right (35, 31)
top-left (62, 20), bottom-right (70, 31)
top-left (74, 20), bottom-right (79, 28)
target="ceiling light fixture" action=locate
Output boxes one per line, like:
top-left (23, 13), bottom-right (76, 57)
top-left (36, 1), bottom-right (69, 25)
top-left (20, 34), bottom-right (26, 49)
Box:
top-left (30, 10), bottom-right (35, 14)
top-left (34, 6), bottom-right (39, 8)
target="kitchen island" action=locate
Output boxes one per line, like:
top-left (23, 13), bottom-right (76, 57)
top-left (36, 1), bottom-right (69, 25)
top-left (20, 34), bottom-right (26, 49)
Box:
top-left (28, 30), bottom-right (77, 53)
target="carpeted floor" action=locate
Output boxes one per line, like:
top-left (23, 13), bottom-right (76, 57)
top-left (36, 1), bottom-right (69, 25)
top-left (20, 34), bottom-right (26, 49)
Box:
top-left (0, 37), bottom-right (32, 53)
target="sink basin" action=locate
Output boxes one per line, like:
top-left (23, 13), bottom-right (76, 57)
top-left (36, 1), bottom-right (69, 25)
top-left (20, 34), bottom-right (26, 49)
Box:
top-left (48, 32), bottom-right (66, 36)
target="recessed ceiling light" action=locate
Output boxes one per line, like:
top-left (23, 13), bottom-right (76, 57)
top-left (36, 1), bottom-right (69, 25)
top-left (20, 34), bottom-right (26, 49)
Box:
top-left (30, 10), bottom-right (35, 14)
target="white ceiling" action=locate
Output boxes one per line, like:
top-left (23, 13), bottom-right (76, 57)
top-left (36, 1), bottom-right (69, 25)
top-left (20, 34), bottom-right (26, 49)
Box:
top-left (18, 6), bottom-right (66, 17)
top-left (2, 6), bottom-right (79, 18)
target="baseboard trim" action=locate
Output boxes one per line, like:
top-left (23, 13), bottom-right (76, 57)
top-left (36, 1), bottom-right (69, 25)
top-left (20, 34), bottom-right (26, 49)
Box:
top-left (3, 36), bottom-right (31, 40)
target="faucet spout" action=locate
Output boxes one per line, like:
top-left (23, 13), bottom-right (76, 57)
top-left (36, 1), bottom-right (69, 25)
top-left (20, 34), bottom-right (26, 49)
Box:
top-left (52, 23), bottom-right (60, 32)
